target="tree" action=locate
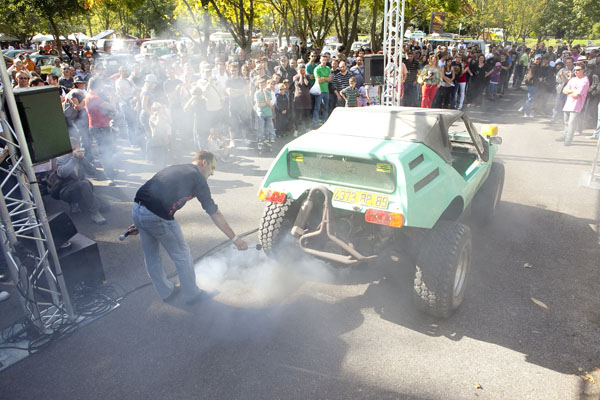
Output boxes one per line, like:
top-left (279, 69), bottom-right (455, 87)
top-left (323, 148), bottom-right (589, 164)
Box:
top-left (205, 0), bottom-right (266, 52)
top-left (0, 2), bottom-right (44, 42)
top-left (30, 0), bottom-right (88, 55)
top-left (331, 0), bottom-right (361, 53)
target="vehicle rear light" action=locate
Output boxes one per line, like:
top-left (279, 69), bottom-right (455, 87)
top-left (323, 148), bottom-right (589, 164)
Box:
top-left (365, 209), bottom-right (404, 228)
top-left (258, 188), bottom-right (287, 204)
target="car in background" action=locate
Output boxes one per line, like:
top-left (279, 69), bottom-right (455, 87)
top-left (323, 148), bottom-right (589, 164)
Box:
top-left (257, 106), bottom-right (504, 319)
top-left (34, 56), bottom-right (58, 75)
top-left (410, 30), bottom-right (426, 40)
top-left (97, 54), bottom-right (136, 74)
top-left (322, 42), bottom-right (343, 57)
top-left (2, 49), bottom-right (35, 60)
top-left (140, 39), bottom-right (176, 57)
top-left (351, 41), bottom-right (370, 52)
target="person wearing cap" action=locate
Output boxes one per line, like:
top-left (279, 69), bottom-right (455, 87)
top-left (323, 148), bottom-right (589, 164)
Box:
top-left (275, 55), bottom-right (296, 83)
top-left (84, 77), bottom-right (118, 183)
top-left (559, 65), bottom-right (590, 145)
top-left (65, 75), bottom-right (93, 156)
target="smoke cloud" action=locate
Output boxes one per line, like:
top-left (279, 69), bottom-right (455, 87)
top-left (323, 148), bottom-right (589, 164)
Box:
top-left (194, 239), bottom-right (337, 308)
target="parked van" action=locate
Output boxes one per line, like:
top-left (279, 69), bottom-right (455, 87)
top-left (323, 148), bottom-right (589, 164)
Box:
top-left (140, 40), bottom-right (176, 56)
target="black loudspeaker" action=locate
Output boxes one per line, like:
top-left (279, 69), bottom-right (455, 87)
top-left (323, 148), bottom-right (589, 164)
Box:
top-left (57, 233), bottom-right (105, 294)
top-left (6, 86), bottom-right (72, 165)
top-left (364, 54), bottom-right (384, 85)
top-left (48, 211), bottom-right (78, 248)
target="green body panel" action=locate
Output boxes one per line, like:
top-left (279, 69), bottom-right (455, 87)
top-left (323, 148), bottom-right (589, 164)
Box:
top-left (260, 130), bottom-right (498, 229)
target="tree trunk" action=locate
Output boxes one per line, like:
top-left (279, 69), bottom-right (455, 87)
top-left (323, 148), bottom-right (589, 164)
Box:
top-left (370, 0), bottom-right (379, 51)
top-left (86, 14), bottom-right (93, 38)
top-left (47, 14), bottom-right (63, 57)
top-left (180, 0), bottom-right (203, 48)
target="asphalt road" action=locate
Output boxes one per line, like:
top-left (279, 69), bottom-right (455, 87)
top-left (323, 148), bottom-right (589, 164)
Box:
top-left (1, 88), bottom-right (599, 400)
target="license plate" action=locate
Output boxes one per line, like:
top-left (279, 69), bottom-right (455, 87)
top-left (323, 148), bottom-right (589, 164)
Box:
top-left (332, 188), bottom-right (389, 209)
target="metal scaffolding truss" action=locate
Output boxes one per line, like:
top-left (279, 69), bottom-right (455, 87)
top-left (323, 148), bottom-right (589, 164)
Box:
top-left (0, 60), bottom-right (73, 333)
top-left (382, 0), bottom-right (406, 106)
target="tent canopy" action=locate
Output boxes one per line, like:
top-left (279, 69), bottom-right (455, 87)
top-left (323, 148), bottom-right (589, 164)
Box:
top-left (0, 33), bottom-right (18, 42)
top-left (31, 33), bottom-right (66, 43)
top-left (90, 30), bottom-right (115, 41)
top-left (68, 32), bottom-right (90, 42)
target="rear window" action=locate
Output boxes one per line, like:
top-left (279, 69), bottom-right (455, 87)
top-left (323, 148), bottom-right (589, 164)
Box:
top-left (287, 151), bottom-right (396, 193)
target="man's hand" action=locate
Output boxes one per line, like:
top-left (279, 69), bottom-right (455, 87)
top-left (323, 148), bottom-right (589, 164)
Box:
top-left (127, 224), bottom-right (139, 235)
top-left (73, 148), bottom-right (85, 159)
top-left (234, 237), bottom-right (248, 251)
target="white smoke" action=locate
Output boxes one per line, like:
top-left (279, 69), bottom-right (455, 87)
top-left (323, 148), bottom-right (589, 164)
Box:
top-left (194, 240), bottom-right (337, 308)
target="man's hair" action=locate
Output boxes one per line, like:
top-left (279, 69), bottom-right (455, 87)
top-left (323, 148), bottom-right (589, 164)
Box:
top-left (29, 77), bottom-right (44, 86)
top-left (193, 150), bottom-right (216, 165)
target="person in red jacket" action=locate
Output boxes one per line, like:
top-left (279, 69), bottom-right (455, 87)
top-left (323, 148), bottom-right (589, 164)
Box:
top-left (84, 78), bottom-right (117, 185)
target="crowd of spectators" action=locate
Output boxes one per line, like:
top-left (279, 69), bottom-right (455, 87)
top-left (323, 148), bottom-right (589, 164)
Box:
top-left (0, 36), bottom-right (599, 303)
top-left (0, 37), bottom-right (598, 227)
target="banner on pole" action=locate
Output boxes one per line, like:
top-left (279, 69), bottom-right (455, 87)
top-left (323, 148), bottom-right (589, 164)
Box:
top-left (429, 12), bottom-right (447, 34)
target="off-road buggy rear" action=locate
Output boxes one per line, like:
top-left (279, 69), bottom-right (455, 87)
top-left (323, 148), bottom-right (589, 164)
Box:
top-left (257, 106), bottom-right (504, 318)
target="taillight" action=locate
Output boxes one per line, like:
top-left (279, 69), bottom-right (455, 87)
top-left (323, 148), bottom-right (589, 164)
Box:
top-left (365, 209), bottom-right (404, 228)
top-left (258, 188), bottom-right (288, 204)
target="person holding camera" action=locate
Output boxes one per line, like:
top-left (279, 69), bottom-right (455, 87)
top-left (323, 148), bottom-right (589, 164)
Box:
top-left (52, 138), bottom-right (107, 224)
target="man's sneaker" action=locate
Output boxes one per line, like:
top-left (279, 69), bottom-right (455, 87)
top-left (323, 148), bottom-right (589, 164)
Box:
top-left (0, 291), bottom-right (9, 302)
top-left (90, 211), bottom-right (107, 225)
top-left (587, 134), bottom-right (599, 140)
top-left (269, 137), bottom-right (276, 143)
top-left (293, 130), bottom-right (298, 137)
top-left (555, 136), bottom-right (565, 142)
top-left (163, 285), bottom-right (180, 302)
top-left (108, 180), bottom-right (117, 187)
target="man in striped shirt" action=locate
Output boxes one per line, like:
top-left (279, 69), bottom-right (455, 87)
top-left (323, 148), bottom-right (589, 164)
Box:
top-left (333, 61), bottom-right (353, 106)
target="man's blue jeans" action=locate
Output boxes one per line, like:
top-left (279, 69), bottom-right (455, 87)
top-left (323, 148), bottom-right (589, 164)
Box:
top-left (313, 92), bottom-right (330, 126)
top-left (132, 202), bottom-right (201, 301)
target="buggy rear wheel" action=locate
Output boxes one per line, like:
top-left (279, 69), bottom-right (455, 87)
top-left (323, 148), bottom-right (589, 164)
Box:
top-left (413, 221), bottom-right (472, 318)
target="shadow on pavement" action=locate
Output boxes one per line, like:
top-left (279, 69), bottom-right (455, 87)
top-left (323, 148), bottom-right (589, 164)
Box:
top-left (366, 201), bottom-right (600, 375)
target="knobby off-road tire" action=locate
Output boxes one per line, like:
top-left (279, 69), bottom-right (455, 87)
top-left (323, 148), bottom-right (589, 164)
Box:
top-left (471, 162), bottom-right (504, 226)
top-left (259, 198), bottom-right (294, 254)
top-left (413, 221), bottom-right (472, 319)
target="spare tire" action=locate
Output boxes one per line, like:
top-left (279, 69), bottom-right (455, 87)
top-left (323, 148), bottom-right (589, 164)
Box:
top-left (258, 198), bottom-right (294, 254)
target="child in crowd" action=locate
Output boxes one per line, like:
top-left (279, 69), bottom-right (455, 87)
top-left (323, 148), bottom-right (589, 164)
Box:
top-left (275, 82), bottom-right (291, 136)
top-left (486, 62), bottom-right (502, 100)
top-left (341, 76), bottom-right (359, 107)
